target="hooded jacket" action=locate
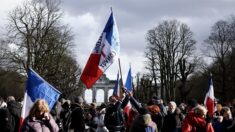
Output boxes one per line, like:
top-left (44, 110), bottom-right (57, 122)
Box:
top-left (182, 111), bottom-right (214, 132)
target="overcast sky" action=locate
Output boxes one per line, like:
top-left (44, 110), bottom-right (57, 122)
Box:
top-left (1, 0), bottom-right (235, 81)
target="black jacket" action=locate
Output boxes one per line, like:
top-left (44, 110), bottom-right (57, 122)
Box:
top-left (104, 95), bottom-right (130, 127)
top-left (70, 103), bottom-right (85, 132)
top-left (7, 101), bottom-right (21, 132)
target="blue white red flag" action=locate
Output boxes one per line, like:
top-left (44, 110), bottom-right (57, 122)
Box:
top-left (19, 69), bottom-right (61, 129)
top-left (204, 75), bottom-right (215, 117)
top-left (80, 12), bottom-right (120, 88)
top-left (125, 67), bottom-right (132, 91)
top-left (124, 66), bottom-right (132, 118)
top-left (113, 72), bottom-right (120, 98)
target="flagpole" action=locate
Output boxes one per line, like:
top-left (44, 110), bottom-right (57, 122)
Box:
top-left (118, 58), bottom-right (124, 86)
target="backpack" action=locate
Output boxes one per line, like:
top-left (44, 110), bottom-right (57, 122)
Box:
top-left (0, 108), bottom-right (15, 132)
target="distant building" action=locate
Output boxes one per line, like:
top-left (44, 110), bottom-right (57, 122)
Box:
top-left (83, 74), bottom-right (115, 104)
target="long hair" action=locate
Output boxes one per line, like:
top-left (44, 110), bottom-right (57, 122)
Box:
top-left (29, 99), bottom-right (49, 117)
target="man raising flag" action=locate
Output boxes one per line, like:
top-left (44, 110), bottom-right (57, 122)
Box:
top-left (80, 11), bottom-right (120, 88)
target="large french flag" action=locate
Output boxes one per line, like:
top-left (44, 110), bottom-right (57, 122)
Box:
top-left (204, 76), bottom-right (215, 117)
top-left (19, 69), bottom-right (61, 130)
top-left (80, 12), bottom-right (120, 88)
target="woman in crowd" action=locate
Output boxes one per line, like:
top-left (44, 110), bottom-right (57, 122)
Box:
top-left (182, 105), bottom-right (214, 132)
top-left (220, 107), bottom-right (234, 132)
top-left (20, 99), bottom-right (59, 132)
top-left (130, 107), bottom-right (158, 132)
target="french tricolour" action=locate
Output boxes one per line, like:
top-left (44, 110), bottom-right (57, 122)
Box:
top-left (204, 75), bottom-right (215, 117)
top-left (19, 69), bottom-right (61, 129)
top-left (80, 12), bottom-right (120, 88)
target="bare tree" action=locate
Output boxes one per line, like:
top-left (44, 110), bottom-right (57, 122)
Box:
top-left (204, 19), bottom-right (234, 102)
top-left (4, 0), bottom-right (81, 95)
top-left (145, 20), bottom-right (196, 101)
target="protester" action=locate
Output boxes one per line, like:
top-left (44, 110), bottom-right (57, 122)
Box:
top-left (7, 96), bottom-right (22, 132)
top-left (70, 96), bottom-right (86, 132)
top-left (104, 88), bottom-right (130, 132)
top-left (162, 101), bottom-right (184, 132)
top-left (20, 99), bottom-right (59, 132)
top-left (129, 107), bottom-right (158, 132)
top-left (215, 104), bottom-right (223, 116)
top-left (220, 107), bottom-right (234, 132)
top-left (0, 103), bottom-right (14, 132)
top-left (60, 101), bottom-right (71, 132)
top-left (87, 102), bottom-right (98, 132)
top-left (96, 103), bottom-right (108, 132)
top-left (151, 96), bottom-right (167, 117)
top-left (182, 105), bottom-right (214, 132)
top-left (148, 104), bottom-right (163, 132)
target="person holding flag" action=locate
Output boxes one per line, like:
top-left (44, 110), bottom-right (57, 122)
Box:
top-left (104, 87), bottom-right (130, 132)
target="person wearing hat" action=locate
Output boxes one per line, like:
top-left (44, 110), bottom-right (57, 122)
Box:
top-left (69, 96), bottom-right (85, 132)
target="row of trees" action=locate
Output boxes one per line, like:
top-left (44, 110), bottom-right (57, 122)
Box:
top-left (143, 16), bottom-right (235, 103)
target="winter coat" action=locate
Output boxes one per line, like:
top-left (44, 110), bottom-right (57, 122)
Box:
top-left (70, 103), bottom-right (85, 132)
top-left (130, 114), bottom-right (158, 132)
top-left (162, 111), bottom-right (184, 132)
top-left (7, 101), bottom-right (22, 132)
top-left (20, 114), bottom-right (59, 132)
top-left (104, 95), bottom-right (129, 129)
top-left (0, 108), bottom-right (15, 132)
top-left (182, 111), bottom-right (214, 132)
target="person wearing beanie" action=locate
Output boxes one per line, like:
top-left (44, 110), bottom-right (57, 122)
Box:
top-left (130, 107), bottom-right (158, 132)
top-left (69, 96), bottom-right (85, 132)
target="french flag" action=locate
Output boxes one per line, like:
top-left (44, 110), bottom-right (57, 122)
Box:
top-left (204, 75), bottom-right (215, 117)
top-left (124, 67), bottom-right (132, 116)
top-left (80, 12), bottom-right (120, 88)
top-left (113, 72), bottom-right (120, 98)
top-left (19, 69), bottom-right (61, 130)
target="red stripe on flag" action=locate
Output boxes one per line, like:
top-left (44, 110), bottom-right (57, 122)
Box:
top-left (80, 53), bottom-right (103, 88)
top-left (206, 97), bottom-right (214, 117)
top-left (18, 117), bottom-right (24, 132)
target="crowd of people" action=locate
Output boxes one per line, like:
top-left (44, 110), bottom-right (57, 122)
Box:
top-left (1, 89), bottom-right (235, 132)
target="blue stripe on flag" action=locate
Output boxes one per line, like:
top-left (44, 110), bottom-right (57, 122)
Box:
top-left (27, 68), bottom-right (61, 109)
top-left (113, 72), bottom-right (119, 96)
top-left (103, 13), bottom-right (120, 53)
top-left (125, 67), bottom-right (132, 91)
